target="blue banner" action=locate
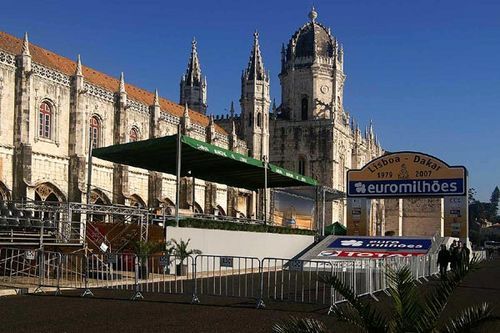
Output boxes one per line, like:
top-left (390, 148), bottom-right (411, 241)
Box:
top-left (328, 237), bottom-right (432, 252)
top-left (348, 178), bottom-right (464, 197)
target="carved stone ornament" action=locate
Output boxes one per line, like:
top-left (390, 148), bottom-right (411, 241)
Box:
top-left (35, 184), bottom-right (55, 201)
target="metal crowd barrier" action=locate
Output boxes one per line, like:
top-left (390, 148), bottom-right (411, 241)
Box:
top-left (472, 250), bottom-right (487, 261)
top-left (133, 254), bottom-right (196, 300)
top-left (193, 255), bottom-right (261, 304)
top-left (0, 249), bottom-right (461, 309)
top-left (0, 248), bottom-right (61, 291)
top-left (259, 258), bottom-right (334, 307)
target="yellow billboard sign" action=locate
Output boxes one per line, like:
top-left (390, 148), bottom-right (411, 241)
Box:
top-left (347, 152), bottom-right (467, 198)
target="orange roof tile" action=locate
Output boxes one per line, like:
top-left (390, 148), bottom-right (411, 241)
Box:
top-left (0, 31), bottom-right (226, 134)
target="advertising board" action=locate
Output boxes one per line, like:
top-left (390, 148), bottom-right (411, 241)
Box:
top-left (444, 196), bottom-right (468, 238)
top-left (328, 237), bottom-right (432, 253)
top-left (346, 198), bottom-right (368, 236)
top-left (347, 152), bottom-right (466, 198)
top-left (318, 250), bottom-right (425, 258)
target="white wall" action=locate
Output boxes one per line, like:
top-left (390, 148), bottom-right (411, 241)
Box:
top-left (166, 226), bottom-right (314, 260)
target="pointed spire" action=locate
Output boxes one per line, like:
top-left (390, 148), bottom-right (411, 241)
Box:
top-left (75, 54), bottom-right (83, 76)
top-left (184, 37), bottom-right (202, 86)
top-left (154, 89), bottom-right (160, 106)
top-left (22, 32), bottom-right (30, 56)
top-left (229, 101), bottom-right (235, 118)
top-left (119, 72), bottom-right (126, 93)
top-left (308, 6), bottom-right (318, 23)
top-left (245, 31), bottom-right (266, 81)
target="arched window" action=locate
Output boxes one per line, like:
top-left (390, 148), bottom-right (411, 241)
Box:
top-left (298, 157), bottom-right (306, 175)
top-left (257, 113), bottom-right (262, 128)
top-left (129, 126), bottom-right (139, 142)
top-left (39, 102), bottom-right (52, 139)
top-left (301, 97), bottom-right (308, 121)
top-left (90, 116), bottom-right (101, 149)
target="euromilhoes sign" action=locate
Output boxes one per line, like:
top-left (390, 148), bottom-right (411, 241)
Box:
top-left (347, 152), bottom-right (467, 198)
top-left (328, 237), bottom-right (432, 253)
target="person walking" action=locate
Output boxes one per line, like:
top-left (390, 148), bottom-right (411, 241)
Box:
top-left (437, 244), bottom-right (450, 280)
top-left (461, 242), bottom-right (470, 267)
top-left (449, 240), bottom-right (458, 271)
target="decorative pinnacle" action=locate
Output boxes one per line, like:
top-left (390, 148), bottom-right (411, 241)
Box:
top-left (184, 37), bottom-right (202, 85)
top-left (229, 101), bottom-right (235, 117)
top-left (245, 30), bottom-right (266, 81)
top-left (119, 72), bottom-right (126, 93)
top-left (231, 120), bottom-right (236, 136)
top-left (154, 89), bottom-right (160, 106)
top-left (22, 32), bottom-right (30, 56)
top-left (253, 30), bottom-right (259, 42)
top-left (75, 54), bottom-right (83, 76)
top-left (183, 103), bottom-right (190, 118)
top-left (308, 6), bottom-right (318, 23)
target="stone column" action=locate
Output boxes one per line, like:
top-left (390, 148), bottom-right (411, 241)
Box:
top-left (68, 55), bottom-right (86, 203)
top-left (112, 73), bottom-right (128, 204)
top-left (147, 89), bottom-right (162, 208)
top-left (12, 34), bottom-right (32, 200)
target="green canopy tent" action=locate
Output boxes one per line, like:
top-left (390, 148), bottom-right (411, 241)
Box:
top-left (92, 134), bottom-right (317, 189)
top-left (91, 132), bottom-right (318, 223)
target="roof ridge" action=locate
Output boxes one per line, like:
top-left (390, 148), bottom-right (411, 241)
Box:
top-left (0, 31), bottom-right (227, 135)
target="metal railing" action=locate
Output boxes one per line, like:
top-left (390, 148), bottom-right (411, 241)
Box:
top-left (0, 249), bottom-right (486, 310)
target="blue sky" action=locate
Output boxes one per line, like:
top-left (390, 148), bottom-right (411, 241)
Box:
top-left (1, 0), bottom-right (498, 201)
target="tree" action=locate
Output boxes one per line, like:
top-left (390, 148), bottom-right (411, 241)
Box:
top-left (468, 188), bottom-right (477, 205)
top-left (273, 258), bottom-right (497, 333)
top-left (489, 186), bottom-right (499, 220)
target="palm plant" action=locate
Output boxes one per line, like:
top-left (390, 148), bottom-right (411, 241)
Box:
top-left (273, 256), bottom-right (497, 333)
top-left (169, 238), bottom-right (201, 275)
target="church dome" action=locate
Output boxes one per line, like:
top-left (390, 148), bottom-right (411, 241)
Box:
top-left (285, 8), bottom-right (335, 61)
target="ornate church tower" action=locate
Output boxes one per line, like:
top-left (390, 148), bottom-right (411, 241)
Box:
top-left (180, 39), bottom-right (207, 114)
top-left (240, 32), bottom-right (270, 160)
top-left (279, 7), bottom-right (345, 121)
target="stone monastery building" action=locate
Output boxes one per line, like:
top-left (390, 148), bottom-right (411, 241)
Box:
top-left (0, 8), bottom-right (387, 229)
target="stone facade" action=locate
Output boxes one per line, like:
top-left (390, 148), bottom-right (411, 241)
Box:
top-left (0, 9), bottom-right (441, 235)
top-left (216, 8), bottom-right (384, 229)
top-left (0, 31), bottom-right (250, 218)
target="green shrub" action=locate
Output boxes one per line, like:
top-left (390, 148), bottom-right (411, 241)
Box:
top-left (165, 217), bottom-right (315, 235)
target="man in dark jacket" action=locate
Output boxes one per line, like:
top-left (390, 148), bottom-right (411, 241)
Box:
top-left (437, 244), bottom-right (450, 279)
top-left (450, 240), bottom-right (458, 271)
top-left (461, 242), bottom-right (471, 268)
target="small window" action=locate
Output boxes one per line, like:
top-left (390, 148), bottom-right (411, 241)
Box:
top-left (39, 102), bottom-right (52, 139)
top-left (257, 113), bottom-right (262, 128)
top-left (90, 115), bottom-right (101, 149)
top-left (301, 97), bottom-right (308, 120)
top-left (129, 126), bottom-right (139, 142)
top-left (298, 157), bottom-right (306, 175)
